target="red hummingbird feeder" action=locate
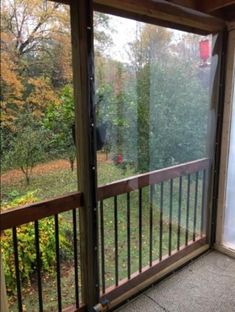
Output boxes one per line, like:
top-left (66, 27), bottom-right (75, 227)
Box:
top-left (116, 153), bottom-right (123, 164)
top-left (199, 39), bottom-right (210, 66)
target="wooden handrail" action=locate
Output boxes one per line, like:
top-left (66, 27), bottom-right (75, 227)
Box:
top-left (1, 158), bottom-right (210, 231)
top-left (0, 192), bottom-right (83, 231)
top-left (98, 158), bottom-right (210, 200)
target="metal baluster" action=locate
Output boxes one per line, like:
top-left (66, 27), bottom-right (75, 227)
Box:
top-left (54, 214), bottom-right (62, 311)
top-left (12, 227), bottom-right (23, 312)
top-left (139, 188), bottom-right (142, 272)
top-left (149, 185), bottom-right (154, 266)
top-left (35, 221), bottom-right (43, 312)
top-left (193, 172), bottom-right (199, 241)
top-left (127, 193), bottom-right (131, 279)
top-left (185, 175), bottom-right (191, 246)
top-left (177, 176), bottom-right (182, 251)
top-left (100, 201), bottom-right (105, 293)
top-left (201, 170), bottom-right (206, 237)
top-left (72, 209), bottom-right (80, 306)
top-left (114, 196), bottom-right (118, 286)
top-left (159, 183), bottom-right (164, 261)
top-left (169, 179), bottom-right (173, 256)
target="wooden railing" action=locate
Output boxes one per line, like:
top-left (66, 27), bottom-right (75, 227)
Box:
top-left (97, 158), bottom-right (210, 306)
top-left (0, 158), bottom-right (210, 312)
top-left (1, 192), bottom-right (84, 312)
top-left (98, 158), bottom-right (209, 199)
top-left (1, 192), bottom-right (83, 231)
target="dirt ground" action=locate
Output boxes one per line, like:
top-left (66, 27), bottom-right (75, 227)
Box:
top-left (1, 152), bottom-right (109, 186)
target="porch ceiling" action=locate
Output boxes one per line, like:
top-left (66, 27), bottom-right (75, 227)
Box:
top-left (166, 0), bottom-right (235, 21)
top-left (50, 0), bottom-right (235, 24)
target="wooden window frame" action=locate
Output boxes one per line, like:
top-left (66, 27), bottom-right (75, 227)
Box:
top-left (216, 22), bottom-right (235, 258)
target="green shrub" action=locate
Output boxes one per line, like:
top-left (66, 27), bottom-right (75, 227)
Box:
top-left (1, 192), bottom-right (73, 293)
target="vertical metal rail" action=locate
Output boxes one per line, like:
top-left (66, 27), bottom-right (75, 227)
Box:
top-left (139, 188), bottom-right (142, 272)
top-left (114, 196), bottom-right (118, 286)
top-left (185, 175), bottom-right (191, 246)
top-left (177, 176), bottom-right (182, 251)
top-left (193, 172), bottom-right (199, 241)
top-left (149, 185), bottom-right (154, 266)
top-left (99, 201), bottom-right (106, 294)
top-left (159, 183), bottom-right (164, 261)
top-left (34, 221), bottom-right (43, 312)
top-left (54, 214), bottom-right (62, 312)
top-left (12, 227), bottom-right (23, 312)
top-left (169, 179), bottom-right (173, 256)
top-left (201, 170), bottom-right (206, 237)
top-left (127, 193), bottom-right (131, 279)
top-left (72, 209), bottom-right (80, 307)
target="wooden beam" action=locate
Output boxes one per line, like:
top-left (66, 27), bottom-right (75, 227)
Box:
top-left (70, 0), bottom-right (100, 307)
top-left (166, 0), bottom-right (197, 9)
top-left (50, 0), bottom-right (225, 34)
top-left (94, 0), bottom-right (225, 34)
top-left (197, 0), bottom-right (235, 13)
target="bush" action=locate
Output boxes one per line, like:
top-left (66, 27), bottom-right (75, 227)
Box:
top-left (1, 192), bottom-right (73, 293)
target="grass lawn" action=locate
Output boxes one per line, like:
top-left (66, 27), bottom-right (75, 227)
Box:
top-left (1, 160), bottom-right (135, 206)
top-left (1, 159), bottom-right (204, 311)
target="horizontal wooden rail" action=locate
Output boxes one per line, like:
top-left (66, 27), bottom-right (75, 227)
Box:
top-left (1, 159), bottom-right (210, 231)
top-left (63, 304), bottom-right (86, 312)
top-left (98, 158), bottom-right (210, 200)
top-left (0, 192), bottom-right (83, 231)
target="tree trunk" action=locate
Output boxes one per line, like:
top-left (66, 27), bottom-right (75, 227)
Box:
top-left (70, 158), bottom-right (74, 171)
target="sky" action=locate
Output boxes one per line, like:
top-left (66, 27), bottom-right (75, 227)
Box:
top-left (106, 15), bottom-right (138, 62)
top-left (104, 14), bottom-right (189, 63)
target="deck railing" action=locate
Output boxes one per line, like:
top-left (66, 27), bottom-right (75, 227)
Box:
top-left (0, 158), bottom-right (210, 311)
top-left (1, 193), bottom-right (84, 312)
top-left (97, 158), bottom-right (209, 304)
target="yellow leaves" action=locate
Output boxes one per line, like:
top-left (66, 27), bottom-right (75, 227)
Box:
top-left (0, 47), bottom-right (23, 129)
top-left (1, 191), bottom-right (38, 211)
top-left (1, 52), bottom-right (23, 97)
top-left (26, 77), bottom-right (61, 115)
top-left (1, 0), bottom-right (69, 130)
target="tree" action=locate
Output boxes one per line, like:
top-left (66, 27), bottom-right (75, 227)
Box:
top-left (128, 25), bottom-right (172, 172)
top-left (8, 114), bottom-right (48, 184)
top-left (1, 32), bottom-right (23, 130)
top-left (24, 76), bottom-right (60, 119)
top-left (1, 1), bottom-right (114, 173)
top-left (1, 0), bottom-right (64, 67)
top-left (120, 24), bottom-right (210, 172)
top-left (44, 85), bottom-right (76, 170)
top-left (1, 0), bottom-right (65, 133)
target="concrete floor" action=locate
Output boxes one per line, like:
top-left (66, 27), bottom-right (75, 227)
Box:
top-left (116, 251), bottom-right (235, 312)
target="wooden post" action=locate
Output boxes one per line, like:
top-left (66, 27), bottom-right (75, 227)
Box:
top-left (206, 30), bottom-right (228, 246)
top-left (216, 22), bottom-right (235, 250)
top-left (70, 0), bottom-right (99, 307)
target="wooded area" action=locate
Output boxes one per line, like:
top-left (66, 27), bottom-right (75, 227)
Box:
top-left (1, 0), bottom-right (211, 185)
top-left (1, 1), bottom-right (215, 310)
